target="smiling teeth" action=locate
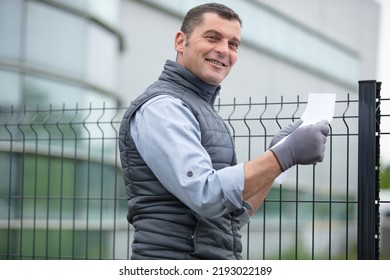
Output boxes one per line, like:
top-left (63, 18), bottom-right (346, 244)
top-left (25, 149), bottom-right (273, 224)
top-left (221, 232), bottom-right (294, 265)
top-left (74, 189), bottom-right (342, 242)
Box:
top-left (207, 59), bottom-right (224, 66)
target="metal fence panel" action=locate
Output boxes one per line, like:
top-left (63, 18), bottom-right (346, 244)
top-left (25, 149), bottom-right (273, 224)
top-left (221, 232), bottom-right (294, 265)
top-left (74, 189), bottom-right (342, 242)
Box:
top-left (0, 85), bottom-right (388, 259)
top-left (216, 94), bottom-right (359, 259)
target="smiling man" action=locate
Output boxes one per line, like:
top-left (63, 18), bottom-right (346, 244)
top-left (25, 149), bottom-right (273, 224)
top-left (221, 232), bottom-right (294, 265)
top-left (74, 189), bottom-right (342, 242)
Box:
top-left (119, 3), bottom-right (329, 260)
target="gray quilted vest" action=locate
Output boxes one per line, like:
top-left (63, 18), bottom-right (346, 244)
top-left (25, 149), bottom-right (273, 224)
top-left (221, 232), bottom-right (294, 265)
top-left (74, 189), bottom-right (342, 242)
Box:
top-left (119, 60), bottom-right (243, 259)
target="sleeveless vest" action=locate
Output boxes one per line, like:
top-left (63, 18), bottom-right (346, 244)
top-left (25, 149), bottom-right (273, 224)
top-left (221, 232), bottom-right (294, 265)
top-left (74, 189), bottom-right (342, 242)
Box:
top-left (119, 60), bottom-right (243, 259)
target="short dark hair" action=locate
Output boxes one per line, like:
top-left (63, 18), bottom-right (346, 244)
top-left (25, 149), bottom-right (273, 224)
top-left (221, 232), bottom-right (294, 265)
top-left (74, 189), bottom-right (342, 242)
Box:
top-left (180, 3), bottom-right (242, 36)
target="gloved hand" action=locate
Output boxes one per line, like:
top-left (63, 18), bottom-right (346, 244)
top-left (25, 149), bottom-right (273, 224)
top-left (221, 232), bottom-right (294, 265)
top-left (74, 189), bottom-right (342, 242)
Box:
top-left (270, 120), bottom-right (330, 171)
top-left (269, 119), bottom-right (303, 149)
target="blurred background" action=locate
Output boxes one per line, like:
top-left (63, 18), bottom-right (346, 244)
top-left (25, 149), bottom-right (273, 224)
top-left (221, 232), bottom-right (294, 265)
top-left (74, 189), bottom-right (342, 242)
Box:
top-left (1, 0), bottom-right (386, 152)
top-left (0, 0), bottom-right (383, 110)
top-left (0, 0), bottom-right (389, 259)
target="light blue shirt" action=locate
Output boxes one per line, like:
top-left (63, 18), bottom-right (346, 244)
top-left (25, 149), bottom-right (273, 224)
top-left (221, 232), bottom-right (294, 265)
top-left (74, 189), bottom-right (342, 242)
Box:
top-left (130, 95), bottom-right (251, 226)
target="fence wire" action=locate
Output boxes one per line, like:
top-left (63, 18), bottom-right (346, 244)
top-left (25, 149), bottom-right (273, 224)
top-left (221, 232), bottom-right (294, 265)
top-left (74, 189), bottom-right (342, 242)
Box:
top-left (0, 93), bottom-right (389, 260)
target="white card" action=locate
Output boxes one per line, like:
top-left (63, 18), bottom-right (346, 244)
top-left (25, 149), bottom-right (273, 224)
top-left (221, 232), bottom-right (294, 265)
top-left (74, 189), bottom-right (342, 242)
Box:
top-left (274, 93), bottom-right (336, 184)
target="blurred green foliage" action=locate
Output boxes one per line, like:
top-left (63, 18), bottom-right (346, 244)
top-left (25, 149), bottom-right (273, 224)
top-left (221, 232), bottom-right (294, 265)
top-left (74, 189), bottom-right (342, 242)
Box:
top-left (380, 164), bottom-right (390, 190)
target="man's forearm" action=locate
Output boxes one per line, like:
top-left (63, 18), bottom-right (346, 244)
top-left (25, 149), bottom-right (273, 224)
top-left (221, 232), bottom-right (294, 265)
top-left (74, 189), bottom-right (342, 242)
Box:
top-left (243, 150), bottom-right (281, 215)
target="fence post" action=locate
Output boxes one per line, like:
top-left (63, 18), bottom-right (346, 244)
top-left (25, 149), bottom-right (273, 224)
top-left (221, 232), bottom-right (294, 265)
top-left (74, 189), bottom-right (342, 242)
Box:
top-left (358, 80), bottom-right (381, 259)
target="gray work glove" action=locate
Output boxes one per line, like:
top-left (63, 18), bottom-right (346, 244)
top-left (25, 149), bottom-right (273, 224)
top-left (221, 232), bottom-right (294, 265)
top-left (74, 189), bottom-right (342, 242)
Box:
top-left (270, 120), bottom-right (330, 171)
top-left (269, 120), bottom-right (303, 149)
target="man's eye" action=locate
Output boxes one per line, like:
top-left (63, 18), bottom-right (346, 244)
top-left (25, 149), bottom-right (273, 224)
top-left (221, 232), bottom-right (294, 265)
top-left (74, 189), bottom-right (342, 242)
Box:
top-left (206, 35), bottom-right (218, 41)
top-left (230, 42), bottom-right (239, 51)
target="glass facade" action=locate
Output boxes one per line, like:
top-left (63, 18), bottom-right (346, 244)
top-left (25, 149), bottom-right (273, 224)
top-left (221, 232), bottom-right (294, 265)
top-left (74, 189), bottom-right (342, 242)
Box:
top-left (0, 0), bottom-right (121, 107)
top-left (0, 0), bottom-right (124, 259)
top-left (0, 0), bottom-right (23, 60)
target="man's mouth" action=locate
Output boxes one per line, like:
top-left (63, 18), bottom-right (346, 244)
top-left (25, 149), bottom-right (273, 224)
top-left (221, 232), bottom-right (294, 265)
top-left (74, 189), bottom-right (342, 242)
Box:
top-left (206, 59), bottom-right (226, 67)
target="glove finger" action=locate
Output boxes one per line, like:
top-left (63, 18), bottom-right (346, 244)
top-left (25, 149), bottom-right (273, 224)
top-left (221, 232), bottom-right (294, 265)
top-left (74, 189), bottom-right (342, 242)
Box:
top-left (317, 138), bottom-right (327, 162)
top-left (321, 124), bottom-right (330, 136)
top-left (285, 119), bottom-right (303, 134)
top-left (317, 119), bottom-right (330, 136)
top-left (317, 119), bottom-right (329, 125)
top-left (269, 119), bottom-right (303, 148)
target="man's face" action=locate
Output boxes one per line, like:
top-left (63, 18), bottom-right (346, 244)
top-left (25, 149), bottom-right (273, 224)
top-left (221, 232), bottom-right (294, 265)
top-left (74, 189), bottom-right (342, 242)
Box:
top-left (175, 13), bottom-right (241, 85)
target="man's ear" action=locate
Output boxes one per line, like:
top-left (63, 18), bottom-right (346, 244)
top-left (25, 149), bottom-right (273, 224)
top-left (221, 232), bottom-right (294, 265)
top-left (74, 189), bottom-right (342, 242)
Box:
top-left (175, 31), bottom-right (186, 52)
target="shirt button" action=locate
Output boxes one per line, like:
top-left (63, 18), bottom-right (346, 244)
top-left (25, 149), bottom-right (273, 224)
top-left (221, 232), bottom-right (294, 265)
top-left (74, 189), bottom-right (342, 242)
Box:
top-left (187, 171), bottom-right (193, 177)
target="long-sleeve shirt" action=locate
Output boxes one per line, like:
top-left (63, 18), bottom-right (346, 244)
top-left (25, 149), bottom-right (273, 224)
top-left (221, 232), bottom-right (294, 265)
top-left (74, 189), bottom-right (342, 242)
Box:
top-left (130, 94), bottom-right (251, 225)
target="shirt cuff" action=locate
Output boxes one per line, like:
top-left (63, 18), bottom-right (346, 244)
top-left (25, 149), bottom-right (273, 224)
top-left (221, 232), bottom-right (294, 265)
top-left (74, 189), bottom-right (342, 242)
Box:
top-left (239, 209), bottom-right (251, 227)
top-left (217, 163), bottom-right (253, 226)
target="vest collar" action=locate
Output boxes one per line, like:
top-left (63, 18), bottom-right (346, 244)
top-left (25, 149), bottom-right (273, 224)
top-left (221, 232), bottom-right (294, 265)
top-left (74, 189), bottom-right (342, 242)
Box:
top-left (160, 60), bottom-right (221, 105)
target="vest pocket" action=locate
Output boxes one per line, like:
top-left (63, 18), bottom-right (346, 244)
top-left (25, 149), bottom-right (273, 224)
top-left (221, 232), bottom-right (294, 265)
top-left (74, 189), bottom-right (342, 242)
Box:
top-left (190, 213), bottom-right (242, 259)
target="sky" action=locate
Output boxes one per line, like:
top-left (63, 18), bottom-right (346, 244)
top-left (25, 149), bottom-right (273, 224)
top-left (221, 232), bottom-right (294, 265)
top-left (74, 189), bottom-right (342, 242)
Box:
top-left (374, 0), bottom-right (390, 165)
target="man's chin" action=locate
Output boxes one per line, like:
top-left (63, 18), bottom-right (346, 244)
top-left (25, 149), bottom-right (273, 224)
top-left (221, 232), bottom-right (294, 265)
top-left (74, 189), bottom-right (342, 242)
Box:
top-left (202, 73), bottom-right (226, 85)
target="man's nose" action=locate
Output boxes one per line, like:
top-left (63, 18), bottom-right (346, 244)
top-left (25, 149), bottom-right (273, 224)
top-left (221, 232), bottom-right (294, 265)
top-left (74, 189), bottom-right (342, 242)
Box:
top-left (214, 40), bottom-right (229, 56)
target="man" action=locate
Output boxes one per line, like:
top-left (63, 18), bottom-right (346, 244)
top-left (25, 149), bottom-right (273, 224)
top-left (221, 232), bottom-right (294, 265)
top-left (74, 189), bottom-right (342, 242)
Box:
top-left (119, 3), bottom-right (329, 260)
